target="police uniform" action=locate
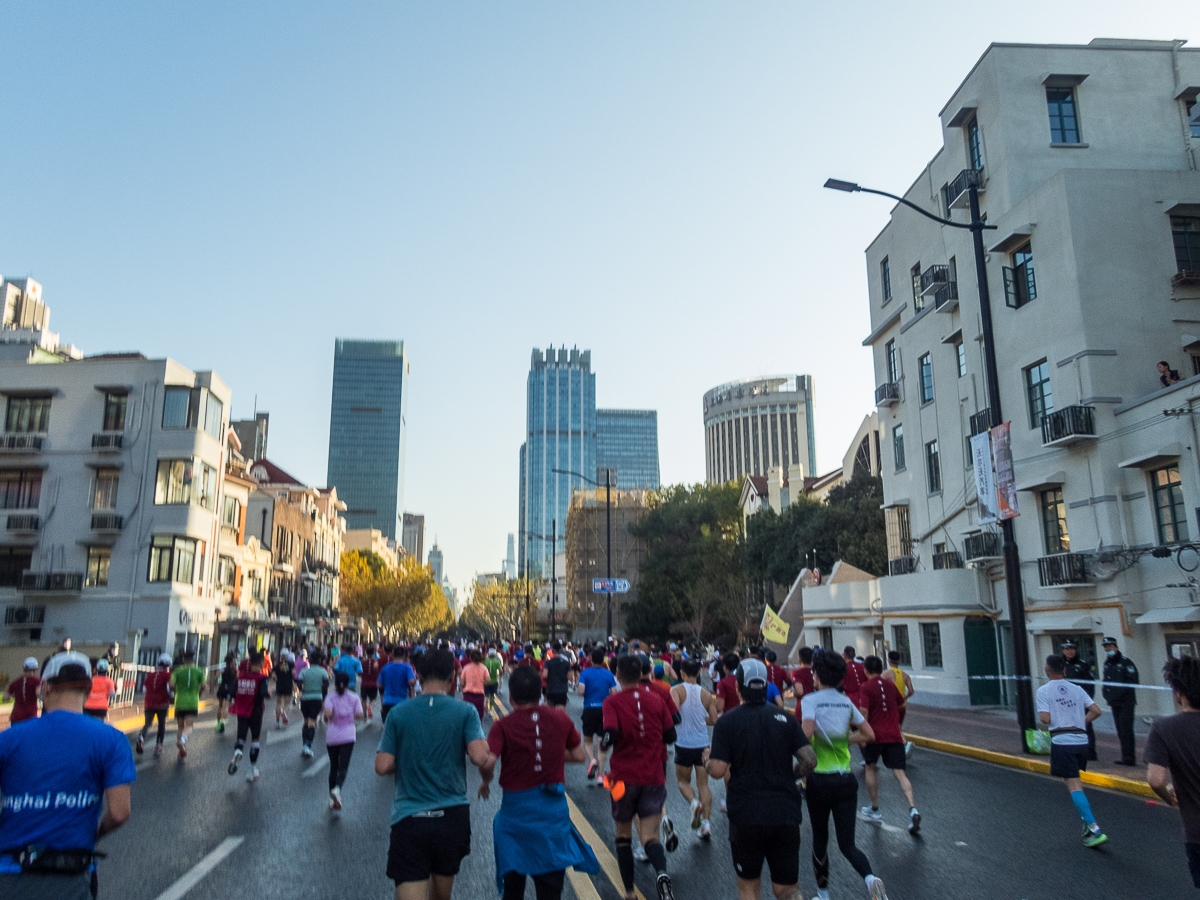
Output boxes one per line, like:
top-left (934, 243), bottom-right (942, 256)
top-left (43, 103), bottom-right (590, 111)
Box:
top-left (1100, 638), bottom-right (1140, 765)
top-left (1061, 643), bottom-right (1098, 760)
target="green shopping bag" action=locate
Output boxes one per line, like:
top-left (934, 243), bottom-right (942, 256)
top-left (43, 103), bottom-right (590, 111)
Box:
top-left (1025, 728), bottom-right (1051, 755)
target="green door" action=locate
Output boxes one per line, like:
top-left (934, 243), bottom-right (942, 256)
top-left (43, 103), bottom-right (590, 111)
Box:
top-left (963, 616), bottom-right (1001, 705)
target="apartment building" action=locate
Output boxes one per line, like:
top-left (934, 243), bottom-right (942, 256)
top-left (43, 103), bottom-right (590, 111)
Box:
top-left (817, 39), bottom-right (1200, 710)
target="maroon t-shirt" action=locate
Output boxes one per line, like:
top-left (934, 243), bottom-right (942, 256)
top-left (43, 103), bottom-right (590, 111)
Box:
top-left (603, 686), bottom-right (675, 785)
top-left (859, 676), bottom-right (904, 744)
top-left (715, 674), bottom-right (741, 712)
top-left (766, 664), bottom-right (790, 691)
top-left (842, 659), bottom-right (867, 705)
top-left (7, 675), bottom-right (40, 723)
top-left (144, 670), bottom-right (173, 709)
top-left (488, 705), bottom-right (580, 792)
top-left (792, 668), bottom-right (815, 719)
top-left (361, 657), bottom-right (383, 687)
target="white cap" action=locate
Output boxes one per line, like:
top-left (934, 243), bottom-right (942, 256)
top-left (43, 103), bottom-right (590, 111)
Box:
top-left (158, 653), bottom-right (172, 666)
top-left (23, 657), bottom-right (38, 669)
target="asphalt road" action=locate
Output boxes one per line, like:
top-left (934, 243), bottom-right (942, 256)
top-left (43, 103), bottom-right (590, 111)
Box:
top-left (96, 688), bottom-right (1197, 900)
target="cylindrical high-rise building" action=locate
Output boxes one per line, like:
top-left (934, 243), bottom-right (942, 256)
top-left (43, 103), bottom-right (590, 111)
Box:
top-left (702, 375), bottom-right (816, 485)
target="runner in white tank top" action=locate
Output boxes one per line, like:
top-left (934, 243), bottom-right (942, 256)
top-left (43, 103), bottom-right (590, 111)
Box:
top-left (670, 660), bottom-right (718, 839)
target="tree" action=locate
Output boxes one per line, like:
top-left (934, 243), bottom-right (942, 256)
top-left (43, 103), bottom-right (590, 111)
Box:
top-left (339, 551), bottom-right (453, 639)
top-left (460, 578), bottom-right (530, 640)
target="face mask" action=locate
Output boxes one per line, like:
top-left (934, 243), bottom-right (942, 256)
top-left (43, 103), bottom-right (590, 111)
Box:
top-left (1105, 650), bottom-right (1116, 658)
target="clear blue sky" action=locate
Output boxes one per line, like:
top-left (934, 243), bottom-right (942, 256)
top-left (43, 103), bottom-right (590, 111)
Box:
top-left (1, 3), bottom-right (1191, 589)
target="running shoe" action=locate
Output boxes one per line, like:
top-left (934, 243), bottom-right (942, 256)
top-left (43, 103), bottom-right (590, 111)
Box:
top-left (904, 740), bottom-right (914, 759)
top-left (908, 808), bottom-right (921, 835)
top-left (868, 876), bottom-right (889, 899)
top-left (275, 718), bottom-right (283, 730)
top-left (587, 760), bottom-right (599, 780)
top-left (655, 872), bottom-right (674, 900)
top-left (699, 820), bottom-right (712, 840)
top-left (154, 744), bottom-right (163, 757)
top-left (302, 745), bottom-right (314, 758)
top-left (216, 720), bottom-right (225, 734)
top-left (228, 749), bottom-right (242, 775)
top-left (860, 806), bottom-right (883, 823)
top-left (719, 799), bottom-right (727, 813)
top-left (662, 814), bottom-right (678, 852)
top-left (633, 845), bottom-right (649, 863)
top-left (282, 712), bottom-right (289, 726)
top-left (689, 798), bottom-right (702, 830)
top-left (247, 765), bottom-right (260, 782)
top-left (136, 735), bottom-right (145, 755)
top-left (366, 707), bottom-right (373, 720)
top-left (1083, 828), bottom-right (1108, 848)
top-left (330, 786), bottom-right (342, 810)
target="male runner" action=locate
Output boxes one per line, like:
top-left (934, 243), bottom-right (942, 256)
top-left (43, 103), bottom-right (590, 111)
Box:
top-left (1037, 654), bottom-right (1107, 847)
top-left (670, 659), bottom-right (717, 839)
top-left (578, 647), bottom-right (619, 782)
top-left (229, 649), bottom-right (271, 782)
top-left (379, 648), bottom-right (417, 723)
top-left (334, 643), bottom-right (363, 700)
top-left (138, 654), bottom-right (173, 757)
top-left (841, 646), bottom-right (867, 709)
top-left (713, 652), bottom-right (742, 715)
top-left (171, 649), bottom-right (206, 758)
top-left (5, 657), bottom-right (41, 724)
top-left (361, 644), bottom-right (384, 723)
top-left (483, 647), bottom-right (504, 705)
top-left (273, 650), bottom-right (294, 729)
top-left (1146, 654), bottom-right (1200, 888)
top-left (764, 649), bottom-right (791, 696)
top-left (299, 651), bottom-right (331, 757)
top-left (791, 647), bottom-right (816, 710)
top-left (856, 656), bottom-right (919, 833)
top-left (215, 652), bottom-right (238, 734)
top-left (543, 641), bottom-right (572, 708)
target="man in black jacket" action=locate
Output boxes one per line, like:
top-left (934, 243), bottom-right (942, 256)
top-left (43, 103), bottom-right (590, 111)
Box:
top-left (1101, 636), bottom-right (1140, 766)
top-left (1062, 641), bottom-right (1098, 760)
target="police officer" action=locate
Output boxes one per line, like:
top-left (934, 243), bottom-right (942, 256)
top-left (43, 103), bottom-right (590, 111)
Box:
top-left (1061, 641), bottom-right (1098, 760)
top-left (1100, 636), bottom-right (1140, 766)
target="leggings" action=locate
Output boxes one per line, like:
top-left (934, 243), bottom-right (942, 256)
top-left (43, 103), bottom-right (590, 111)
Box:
top-left (805, 772), bottom-right (872, 879)
top-left (142, 708), bottom-right (168, 743)
top-left (327, 742), bottom-right (354, 790)
top-left (502, 870), bottom-right (565, 900)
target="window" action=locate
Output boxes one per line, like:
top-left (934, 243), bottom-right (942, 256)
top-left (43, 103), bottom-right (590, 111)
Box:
top-left (162, 387), bottom-right (199, 429)
top-left (221, 496), bottom-right (241, 529)
top-left (911, 263), bottom-right (924, 312)
top-left (925, 440), bottom-right (941, 493)
top-left (1004, 242), bottom-right (1037, 308)
top-left (0, 547), bottom-right (32, 588)
top-left (893, 424), bottom-right (906, 471)
top-left (148, 535), bottom-right (197, 584)
top-left (0, 470), bottom-right (41, 509)
top-left (102, 392), bottom-right (127, 432)
top-left (1152, 464), bottom-right (1189, 544)
top-left (92, 470), bottom-right (119, 510)
top-left (154, 459), bottom-right (193, 505)
top-left (1025, 360), bottom-right (1053, 429)
top-left (1188, 99), bottom-right (1200, 139)
top-left (248, 570), bottom-right (263, 601)
top-left (5, 396), bottom-right (50, 433)
top-left (892, 624), bottom-right (912, 666)
top-left (197, 463), bottom-right (218, 511)
top-left (956, 339), bottom-right (967, 378)
top-left (1040, 488), bottom-right (1070, 554)
top-left (921, 623), bottom-right (943, 668)
top-left (918, 353), bottom-right (933, 403)
top-left (1173, 216), bottom-right (1200, 274)
top-left (885, 340), bottom-right (899, 385)
top-left (880, 257), bottom-right (891, 304)
top-left (86, 547), bottom-right (111, 587)
top-left (204, 395), bottom-right (223, 440)
top-left (1046, 87), bottom-right (1080, 143)
top-left (217, 556), bottom-right (237, 588)
top-left (966, 116), bottom-right (983, 170)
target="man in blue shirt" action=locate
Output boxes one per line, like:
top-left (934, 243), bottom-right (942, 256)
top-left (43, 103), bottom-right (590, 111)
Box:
top-left (0, 651), bottom-right (135, 899)
top-left (576, 648), bottom-right (619, 782)
top-left (379, 647), bottom-right (417, 723)
top-left (334, 644), bottom-right (363, 693)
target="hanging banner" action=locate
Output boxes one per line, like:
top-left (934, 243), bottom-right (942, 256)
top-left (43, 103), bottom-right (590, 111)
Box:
top-left (992, 423), bottom-right (1020, 520)
top-left (971, 431), bottom-right (998, 525)
top-left (760, 605), bottom-right (790, 644)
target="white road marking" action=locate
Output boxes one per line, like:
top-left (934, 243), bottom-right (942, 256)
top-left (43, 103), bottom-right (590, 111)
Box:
top-left (150, 836), bottom-right (244, 900)
top-left (879, 822), bottom-right (905, 834)
top-left (955, 841), bottom-right (969, 847)
top-left (301, 756), bottom-right (330, 778)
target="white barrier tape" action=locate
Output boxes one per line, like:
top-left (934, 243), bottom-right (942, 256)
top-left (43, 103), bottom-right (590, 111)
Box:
top-left (908, 673), bottom-right (1174, 691)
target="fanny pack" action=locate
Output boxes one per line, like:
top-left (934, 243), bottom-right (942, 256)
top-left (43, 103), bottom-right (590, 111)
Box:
top-left (1049, 726), bottom-right (1088, 736)
top-left (3, 846), bottom-right (104, 875)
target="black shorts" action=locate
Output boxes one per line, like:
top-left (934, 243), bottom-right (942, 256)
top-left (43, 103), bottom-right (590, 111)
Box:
top-left (862, 742), bottom-right (906, 770)
top-left (387, 805), bottom-right (472, 884)
top-left (611, 782), bottom-right (667, 823)
top-left (484, 683), bottom-right (498, 697)
top-left (216, 684), bottom-right (233, 701)
top-left (175, 708), bottom-right (198, 722)
top-left (300, 699), bottom-right (324, 720)
top-left (581, 707), bottom-right (604, 738)
top-left (675, 746), bottom-right (707, 768)
top-left (544, 689), bottom-right (568, 707)
top-left (1049, 743), bottom-right (1090, 779)
top-left (362, 685), bottom-right (378, 701)
top-left (729, 822), bottom-right (800, 885)
top-left (381, 704), bottom-right (395, 723)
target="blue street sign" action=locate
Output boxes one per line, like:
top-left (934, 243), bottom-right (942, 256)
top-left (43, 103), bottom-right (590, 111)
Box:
top-left (592, 578), bottom-right (631, 594)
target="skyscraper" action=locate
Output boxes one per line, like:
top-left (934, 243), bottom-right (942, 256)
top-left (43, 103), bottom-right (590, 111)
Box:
top-left (702, 375), bottom-right (816, 485)
top-left (519, 346), bottom-right (596, 577)
top-left (326, 339), bottom-right (409, 540)
top-left (428, 542), bottom-right (444, 585)
top-left (401, 513), bottom-right (425, 564)
top-left (596, 409), bottom-right (660, 490)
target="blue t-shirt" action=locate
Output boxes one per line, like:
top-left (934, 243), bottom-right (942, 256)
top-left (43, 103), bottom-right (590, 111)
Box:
top-left (333, 655), bottom-right (363, 688)
top-left (579, 667), bottom-right (618, 708)
top-left (378, 662), bottom-right (415, 704)
top-left (768, 683), bottom-right (781, 703)
top-left (0, 710), bottom-right (136, 857)
top-left (377, 692), bottom-right (485, 823)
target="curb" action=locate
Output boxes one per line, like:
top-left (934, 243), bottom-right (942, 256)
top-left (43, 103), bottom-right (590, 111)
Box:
top-left (905, 733), bottom-right (1156, 799)
top-left (112, 700), bottom-right (214, 736)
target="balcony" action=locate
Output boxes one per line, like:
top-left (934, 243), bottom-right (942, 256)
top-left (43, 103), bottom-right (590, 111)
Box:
top-left (0, 434), bottom-right (43, 453)
top-left (919, 265), bottom-right (951, 297)
top-left (4, 604), bottom-right (45, 626)
top-left (6, 514), bottom-right (39, 533)
top-left (90, 513), bottom-right (124, 532)
top-left (963, 531), bottom-right (1002, 564)
top-left (1038, 552), bottom-right (1090, 588)
top-left (21, 571), bottom-right (84, 592)
top-left (1041, 405), bottom-right (1096, 447)
top-left (969, 409), bottom-right (993, 437)
top-left (934, 281), bottom-right (959, 313)
top-left (1172, 271), bottom-right (1200, 288)
top-left (888, 555), bottom-right (918, 576)
top-left (91, 433), bottom-right (123, 452)
top-left (933, 550), bottom-right (964, 570)
top-left (945, 167), bottom-right (985, 210)
top-left (875, 382), bottom-right (900, 407)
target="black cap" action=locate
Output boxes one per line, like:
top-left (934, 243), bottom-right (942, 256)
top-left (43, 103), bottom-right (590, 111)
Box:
top-left (1102, 636), bottom-right (1119, 646)
top-left (1060, 641), bottom-right (1076, 649)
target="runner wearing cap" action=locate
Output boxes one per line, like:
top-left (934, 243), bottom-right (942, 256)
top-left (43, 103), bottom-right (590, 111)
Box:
top-left (229, 648), bottom-right (270, 782)
top-left (5, 658), bottom-right (41, 725)
top-left (171, 649), bottom-right (205, 759)
top-left (83, 660), bottom-right (115, 721)
top-left (137, 655), bottom-right (174, 757)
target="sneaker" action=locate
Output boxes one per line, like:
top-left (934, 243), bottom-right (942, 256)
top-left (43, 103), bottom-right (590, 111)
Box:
top-left (662, 815), bottom-right (678, 852)
top-left (1114, 759), bottom-right (1137, 767)
top-left (633, 845), bottom-right (649, 863)
top-left (178, 746), bottom-right (187, 759)
top-left (228, 749), bottom-right (242, 775)
top-left (699, 819), bottom-right (712, 840)
top-left (216, 720), bottom-right (225, 734)
top-left (330, 786), bottom-right (342, 810)
top-left (587, 760), bottom-right (599, 780)
top-left (1081, 820), bottom-right (1091, 839)
top-left (1083, 828), bottom-right (1108, 848)
top-left (655, 872), bottom-right (674, 900)
top-left (136, 735), bottom-right (145, 755)
top-left (302, 745), bottom-right (314, 758)
top-left (180, 733), bottom-right (188, 747)
top-left (366, 706), bottom-right (373, 720)
top-left (719, 799), bottom-right (727, 813)
top-left (275, 719), bottom-right (283, 730)
top-left (689, 798), bottom-right (702, 830)
top-left (908, 808), bottom-right (921, 835)
top-left (247, 765), bottom-right (259, 782)
top-left (281, 712), bottom-right (289, 726)
top-left (868, 876), bottom-right (889, 899)
top-left (860, 806), bottom-right (883, 823)
top-left (154, 744), bottom-right (163, 757)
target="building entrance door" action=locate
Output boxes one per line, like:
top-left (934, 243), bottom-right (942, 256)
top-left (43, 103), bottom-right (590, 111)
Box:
top-left (964, 615), bottom-right (1001, 705)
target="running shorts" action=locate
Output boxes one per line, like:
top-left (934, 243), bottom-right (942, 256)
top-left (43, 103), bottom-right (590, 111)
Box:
top-left (544, 690), bottom-right (568, 707)
top-left (1049, 742), bottom-right (1089, 779)
top-left (362, 685), bottom-right (378, 701)
top-left (728, 822), bottom-right (801, 885)
top-left (216, 684), bottom-right (232, 701)
top-left (175, 707), bottom-right (198, 722)
top-left (674, 745), bottom-right (707, 768)
top-left (484, 683), bottom-right (498, 697)
top-left (861, 742), bottom-right (906, 770)
top-left (580, 707), bottom-right (604, 738)
top-left (381, 703), bottom-right (395, 723)
top-left (387, 805), bottom-right (471, 884)
top-left (611, 782), bottom-right (667, 823)
top-left (300, 699), bottom-right (323, 721)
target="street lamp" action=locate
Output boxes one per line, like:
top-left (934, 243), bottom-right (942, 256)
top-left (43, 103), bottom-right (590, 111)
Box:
top-left (824, 176), bottom-right (1037, 750)
top-left (552, 467), bottom-right (613, 639)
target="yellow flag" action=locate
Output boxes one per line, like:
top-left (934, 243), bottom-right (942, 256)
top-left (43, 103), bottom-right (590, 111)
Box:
top-left (761, 605), bottom-right (790, 644)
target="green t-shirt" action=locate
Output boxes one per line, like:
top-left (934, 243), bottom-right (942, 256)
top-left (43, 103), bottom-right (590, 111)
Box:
top-left (799, 688), bottom-right (865, 774)
top-left (483, 657), bottom-right (502, 685)
top-left (376, 692), bottom-right (485, 823)
top-left (299, 665), bottom-right (330, 700)
top-left (170, 665), bottom-right (205, 712)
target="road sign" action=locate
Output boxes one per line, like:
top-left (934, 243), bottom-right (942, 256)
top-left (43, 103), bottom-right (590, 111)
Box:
top-left (592, 578), bottom-right (630, 594)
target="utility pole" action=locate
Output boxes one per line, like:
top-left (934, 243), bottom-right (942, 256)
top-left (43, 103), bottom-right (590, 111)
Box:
top-left (550, 519), bottom-right (557, 643)
top-left (605, 468), bottom-right (613, 640)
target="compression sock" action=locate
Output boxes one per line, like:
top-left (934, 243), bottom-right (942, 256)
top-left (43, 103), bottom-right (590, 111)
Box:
top-left (1071, 790), bottom-right (1096, 825)
top-left (615, 838), bottom-right (634, 892)
top-left (249, 741), bottom-right (260, 764)
top-left (643, 839), bottom-right (667, 875)
top-left (234, 739), bottom-right (245, 753)
top-left (812, 853), bottom-right (829, 889)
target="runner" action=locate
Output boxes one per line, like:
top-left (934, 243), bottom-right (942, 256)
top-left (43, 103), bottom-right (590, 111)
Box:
top-left (4, 657), bottom-right (40, 725)
top-left (764, 649), bottom-right (791, 697)
top-left (299, 650), bottom-right (331, 758)
top-left (670, 659), bottom-right (718, 839)
top-left (841, 646), bottom-right (867, 709)
top-left (856, 656), bottom-right (919, 834)
top-left (1036, 654), bottom-right (1107, 847)
top-left (333, 643), bottom-right (363, 702)
top-left (1145, 654), bottom-right (1200, 889)
top-left (460, 650), bottom-right (490, 722)
top-left (485, 666), bottom-right (599, 900)
top-left (602, 654), bottom-right (677, 900)
top-left (379, 647), bottom-right (416, 724)
top-left (713, 652), bottom-right (742, 715)
top-left (543, 641), bottom-right (572, 709)
top-left (137, 654), bottom-right (173, 757)
top-left (274, 650), bottom-right (295, 729)
top-left (83, 659), bottom-right (115, 720)
top-left (324, 670), bottom-right (365, 811)
top-left (229, 649), bottom-right (271, 782)
top-left (215, 651), bottom-right (238, 734)
top-left (578, 647), bottom-right (619, 784)
top-left (801, 650), bottom-right (887, 900)
top-left (361, 644), bottom-right (384, 723)
top-left (171, 649), bottom-right (206, 759)
top-left (791, 647), bottom-right (816, 711)
top-left (483, 647), bottom-right (505, 707)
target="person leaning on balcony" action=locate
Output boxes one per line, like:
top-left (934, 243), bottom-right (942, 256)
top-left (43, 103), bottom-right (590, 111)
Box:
top-left (1159, 361), bottom-right (1182, 388)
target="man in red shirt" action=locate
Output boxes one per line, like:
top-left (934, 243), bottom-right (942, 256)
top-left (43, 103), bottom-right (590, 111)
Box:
top-left (602, 655), bottom-right (677, 900)
top-left (5, 657), bottom-right (41, 724)
top-left (842, 646), bottom-right (867, 708)
top-left (857, 655), bottom-right (920, 834)
top-left (361, 644), bottom-right (384, 722)
top-left (790, 647), bottom-right (815, 716)
top-left (713, 652), bottom-right (742, 715)
top-left (764, 649), bottom-right (791, 695)
top-left (137, 654), bottom-right (174, 756)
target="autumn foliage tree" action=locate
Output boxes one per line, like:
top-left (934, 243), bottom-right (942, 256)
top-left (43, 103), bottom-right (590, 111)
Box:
top-left (339, 550), bottom-right (453, 639)
top-left (459, 577), bottom-right (530, 641)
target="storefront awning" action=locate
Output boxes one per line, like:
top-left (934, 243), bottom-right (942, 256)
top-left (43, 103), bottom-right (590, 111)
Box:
top-left (1136, 606), bottom-right (1200, 625)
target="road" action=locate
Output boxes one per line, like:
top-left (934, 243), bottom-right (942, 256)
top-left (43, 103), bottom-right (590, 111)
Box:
top-left (97, 687), bottom-right (1196, 900)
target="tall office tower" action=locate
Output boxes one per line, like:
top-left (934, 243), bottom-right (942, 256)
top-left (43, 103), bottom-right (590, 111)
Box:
top-left (402, 513), bottom-right (425, 564)
top-left (503, 533), bottom-right (517, 579)
top-left (428, 543), bottom-right (443, 585)
top-left (326, 339), bottom-right (409, 540)
top-left (702, 375), bottom-right (816, 485)
top-left (596, 409), bottom-right (660, 489)
top-left (520, 346), bottom-right (596, 578)
top-left (231, 412), bottom-right (269, 461)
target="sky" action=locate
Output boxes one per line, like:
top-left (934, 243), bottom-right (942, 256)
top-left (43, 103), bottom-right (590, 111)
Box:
top-left (1, 2), bottom-right (1193, 591)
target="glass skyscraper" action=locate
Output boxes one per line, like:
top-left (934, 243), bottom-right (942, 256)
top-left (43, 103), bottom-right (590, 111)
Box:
top-left (519, 346), bottom-right (596, 577)
top-left (596, 408), bottom-right (659, 490)
top-left (326, 339), bottom-right (408, 540)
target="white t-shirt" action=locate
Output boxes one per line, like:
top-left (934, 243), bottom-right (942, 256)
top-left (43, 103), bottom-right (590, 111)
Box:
top-left (800, 688), bottom-right (866, 773)
top-left (1035, 679), bottom-right (1093, 745)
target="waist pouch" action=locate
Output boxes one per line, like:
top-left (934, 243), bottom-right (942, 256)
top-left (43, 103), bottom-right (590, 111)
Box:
top-left (4, 846), bottom-right (103, 875)
top-left (1049, 726), bottom-right (1088, 736)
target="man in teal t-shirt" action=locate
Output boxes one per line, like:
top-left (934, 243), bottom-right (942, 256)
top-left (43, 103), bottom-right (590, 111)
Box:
top-left (375, 648), bottom-right (493, 897)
